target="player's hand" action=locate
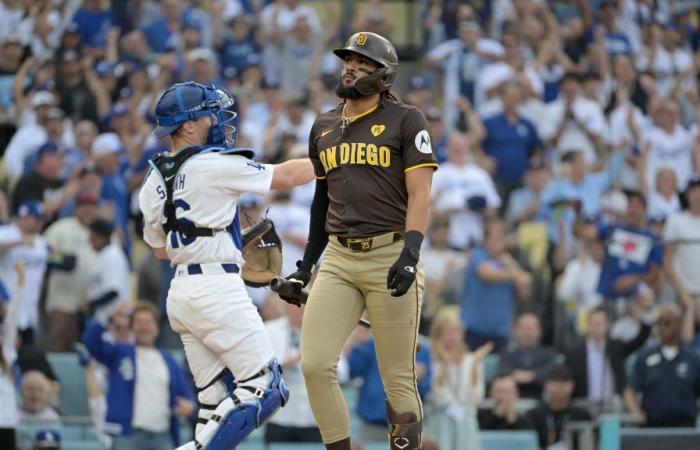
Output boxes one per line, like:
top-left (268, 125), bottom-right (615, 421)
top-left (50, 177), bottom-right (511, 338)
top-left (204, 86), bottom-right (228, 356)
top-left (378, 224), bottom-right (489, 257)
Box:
top-left (74, 343), bottom-right (92, 367)
top-left (387, 246), bottom-right (419, 297)
top-left (174, 396), bottom-right (195, 417)
top-left (285, 259), bottom-right (313, 287)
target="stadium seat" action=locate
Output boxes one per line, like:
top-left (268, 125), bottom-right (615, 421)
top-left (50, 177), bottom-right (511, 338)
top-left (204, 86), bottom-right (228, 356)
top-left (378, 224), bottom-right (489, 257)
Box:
top-left (480, 430), bottom-right (539, 450)
top-left (47, 353), bottom-right (90, 416)
top-left (237, 443), bottom-right (265, 450)
top-left (61, 441), bottom-right (107, 450)
top-left (483, 354), bottom-right (500, 383)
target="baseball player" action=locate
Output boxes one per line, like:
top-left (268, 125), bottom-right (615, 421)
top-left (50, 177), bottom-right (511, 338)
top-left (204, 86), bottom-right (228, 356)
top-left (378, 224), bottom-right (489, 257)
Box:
top-left (138, 82), bottom-right (314, 450)
top-left (282, 32), bottom-right (437, 450)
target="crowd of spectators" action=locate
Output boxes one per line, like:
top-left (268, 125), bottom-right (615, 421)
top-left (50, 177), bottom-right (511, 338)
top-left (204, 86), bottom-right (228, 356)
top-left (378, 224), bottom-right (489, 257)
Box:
top-left (2, 1), bottom-right (700, 450)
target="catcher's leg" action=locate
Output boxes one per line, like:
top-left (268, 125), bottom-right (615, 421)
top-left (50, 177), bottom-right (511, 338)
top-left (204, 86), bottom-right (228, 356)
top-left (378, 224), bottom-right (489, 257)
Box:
top-left (301, 241), bottom-right (366, 447)
top-left (170, 274), bottom-right (288, 450)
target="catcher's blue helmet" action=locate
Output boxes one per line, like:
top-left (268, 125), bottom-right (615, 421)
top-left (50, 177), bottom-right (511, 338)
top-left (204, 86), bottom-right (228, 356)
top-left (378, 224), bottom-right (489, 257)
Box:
top-left (154, 81), bottom-right (237, 147)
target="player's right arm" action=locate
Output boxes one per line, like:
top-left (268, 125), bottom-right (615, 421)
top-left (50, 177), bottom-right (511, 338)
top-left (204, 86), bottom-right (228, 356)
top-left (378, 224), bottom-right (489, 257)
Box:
top-left (270, 158), bottom-right (315, 190)
top-left (286, 122), bottom-right (330, 284)
top-left (138, 171), bottom-right (169, 260)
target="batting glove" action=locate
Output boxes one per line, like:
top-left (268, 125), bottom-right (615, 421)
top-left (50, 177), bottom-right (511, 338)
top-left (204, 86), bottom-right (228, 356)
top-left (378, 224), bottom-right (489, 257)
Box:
top-left (387, 231), bottom-right (423, 297)
top-left (285, 259), bottom-right (313, 287)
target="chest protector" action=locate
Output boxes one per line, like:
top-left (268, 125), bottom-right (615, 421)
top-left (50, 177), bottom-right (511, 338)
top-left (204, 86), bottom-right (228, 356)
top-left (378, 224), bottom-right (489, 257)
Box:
top-left (150, 145), bottom-right (218, 238)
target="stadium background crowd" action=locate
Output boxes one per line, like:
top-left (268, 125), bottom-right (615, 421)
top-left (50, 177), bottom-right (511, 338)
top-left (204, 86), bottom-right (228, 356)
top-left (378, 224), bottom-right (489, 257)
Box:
top-left (1, 0), bottom-right (700, 449)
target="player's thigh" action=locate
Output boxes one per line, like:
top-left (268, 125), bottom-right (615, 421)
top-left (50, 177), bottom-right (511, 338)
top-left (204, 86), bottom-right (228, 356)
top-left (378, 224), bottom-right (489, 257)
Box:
top-left (301, 244), bottom-right (365, 369)
top-left (170, 275), bottom-right (259, 349)
top-left (179, 329), bottom-right (226, 388)
top-left (362, 242), bottom-right (424, 389)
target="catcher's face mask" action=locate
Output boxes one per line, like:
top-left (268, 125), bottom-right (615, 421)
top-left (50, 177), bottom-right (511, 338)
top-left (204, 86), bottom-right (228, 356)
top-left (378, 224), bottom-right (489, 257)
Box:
top-left (154, 82), bottom-right (238, 148)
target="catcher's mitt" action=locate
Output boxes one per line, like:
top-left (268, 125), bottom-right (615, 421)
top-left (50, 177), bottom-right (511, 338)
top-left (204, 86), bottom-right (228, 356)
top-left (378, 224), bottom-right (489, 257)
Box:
top-left (241, 218), bottom-right (283, 287)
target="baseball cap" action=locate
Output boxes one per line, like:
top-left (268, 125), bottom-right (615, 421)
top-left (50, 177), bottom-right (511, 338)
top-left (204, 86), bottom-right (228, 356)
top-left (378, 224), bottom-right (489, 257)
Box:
top-left (61, 50), bottom-right (79, 63)
top-left (546, 365), bottom-right (574, 382)
top-left (79, 162), bottom-right (101, 177)
top-left (188, 47), bottom-right (217, 64)
top-left (409, 75), bottom-right (432, 91)
top-left (92, 132), bottom-right (124, 157)
top-left (31, 91), bottom-right (55, 109)
top-left (46, 108), bottom-right (65, 121)
top-left (260, 78), bottom-right (280, 90)
top-left (37, 142), bottom-right (62, 159)
top-left (35, 429), bottom-right (61, 449)
top-left (76, 192), bottom-right (99, 207)
top-left (95, 60), bottom-right (116, 77)
top-left (89, 218), bottom-right (114, 238)
top-left (458, 19), bottom-right (481, 30)
top-left (425, 106), bottom-right (441, 121)
top-left (64, 21), bottom-right (80, 34)
top-left (1, 33), bottom-right (22, 46)
top-left (16, 201), bottom-right (45, 219)
top-left (106, 102), bottom-right (129, 121)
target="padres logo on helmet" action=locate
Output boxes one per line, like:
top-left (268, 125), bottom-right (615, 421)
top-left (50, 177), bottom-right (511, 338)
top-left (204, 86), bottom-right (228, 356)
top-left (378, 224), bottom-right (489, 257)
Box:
top-left (333, 32), bottom-right (398, 96)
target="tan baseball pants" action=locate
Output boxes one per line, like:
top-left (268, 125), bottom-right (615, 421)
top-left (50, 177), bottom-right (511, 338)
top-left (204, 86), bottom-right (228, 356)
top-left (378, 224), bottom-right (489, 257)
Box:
top-left (300, 235), bottom-right (424, 443)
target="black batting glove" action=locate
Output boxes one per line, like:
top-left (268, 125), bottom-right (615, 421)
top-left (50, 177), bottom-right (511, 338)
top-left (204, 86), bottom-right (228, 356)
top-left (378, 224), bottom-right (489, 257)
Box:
top-left (387, 231), bottom-right (423, 297)
top-left (285, 259), bottom-right (313, 287)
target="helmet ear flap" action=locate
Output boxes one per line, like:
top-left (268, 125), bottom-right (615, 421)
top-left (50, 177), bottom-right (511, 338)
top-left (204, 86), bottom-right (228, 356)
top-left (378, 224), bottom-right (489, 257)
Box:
top-left (353, 67), bottom-right (395, 96)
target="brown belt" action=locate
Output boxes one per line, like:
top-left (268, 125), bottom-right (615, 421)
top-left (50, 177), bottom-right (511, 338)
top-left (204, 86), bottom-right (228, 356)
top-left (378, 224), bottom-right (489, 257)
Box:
top-left (335, 232), bottom-right (403, 252)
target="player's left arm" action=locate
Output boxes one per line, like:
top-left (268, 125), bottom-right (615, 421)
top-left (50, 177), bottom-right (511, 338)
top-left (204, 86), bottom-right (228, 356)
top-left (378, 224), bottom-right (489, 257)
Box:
top-left (387, 109), bottom-right (437, 297)
top-left (405, 167), bottom-right (434, 236)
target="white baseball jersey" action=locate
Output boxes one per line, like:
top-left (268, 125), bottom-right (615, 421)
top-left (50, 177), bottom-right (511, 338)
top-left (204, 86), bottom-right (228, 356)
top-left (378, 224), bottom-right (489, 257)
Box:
top-left (139, 151), bottom-right (274, 267)
top-left (88, 242), bottom-right (131, 304)
top-left (0, 223), bottom-right (48, 329)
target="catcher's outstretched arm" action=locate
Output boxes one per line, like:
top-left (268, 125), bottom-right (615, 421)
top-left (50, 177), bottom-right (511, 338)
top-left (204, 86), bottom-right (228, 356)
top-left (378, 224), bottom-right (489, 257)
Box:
top-left (152, 247), bottom-right (169, 260)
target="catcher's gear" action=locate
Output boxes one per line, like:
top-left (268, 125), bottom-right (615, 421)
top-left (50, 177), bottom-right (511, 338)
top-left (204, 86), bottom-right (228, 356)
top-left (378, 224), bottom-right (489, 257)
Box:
top-left (154, 81), bottom-right (238, 148)
top-left (241, 219), bottom-right (283, 287)
top-left (334, 32), bottom-right (398, 95)
top-left (178, 359), bottom-right (289, 450)
top-left (149, 145), bottom-right (256, 240)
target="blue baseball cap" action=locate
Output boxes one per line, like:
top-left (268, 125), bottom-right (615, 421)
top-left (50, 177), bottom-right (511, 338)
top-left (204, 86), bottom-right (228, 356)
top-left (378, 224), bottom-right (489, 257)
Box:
top-left (36, 142), bottom-right (61, 159)
top-left (95, 60), bottom-right (115, 77)
top-left (409, 75), bottom-right (432, 91)
top-left (17, 201), bottom-right (45, 219)
top-left (35, 429), bottom-right (61, 448)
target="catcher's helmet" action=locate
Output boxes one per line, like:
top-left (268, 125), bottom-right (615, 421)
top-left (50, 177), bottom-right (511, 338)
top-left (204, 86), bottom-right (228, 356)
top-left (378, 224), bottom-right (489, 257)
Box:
top-left (154, 81), bottom-right (237, 147)
top-left (333, 32), bottom-right (398, 95)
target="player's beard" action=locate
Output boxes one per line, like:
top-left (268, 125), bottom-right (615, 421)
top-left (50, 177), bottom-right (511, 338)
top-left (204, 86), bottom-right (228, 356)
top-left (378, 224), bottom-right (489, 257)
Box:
top-left (335, 80), bottom-right (363, 100)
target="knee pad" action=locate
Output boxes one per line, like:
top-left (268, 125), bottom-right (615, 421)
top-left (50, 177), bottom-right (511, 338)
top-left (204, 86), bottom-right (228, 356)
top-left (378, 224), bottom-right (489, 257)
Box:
top-left (195, 359), bottom-right (289, 450)
top-left (196, 370), bottom-right (236, 432)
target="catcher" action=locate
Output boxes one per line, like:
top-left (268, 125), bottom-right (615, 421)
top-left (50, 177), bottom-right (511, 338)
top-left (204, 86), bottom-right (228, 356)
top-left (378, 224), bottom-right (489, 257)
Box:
top-left (138, 81), bottom-right (313, 450)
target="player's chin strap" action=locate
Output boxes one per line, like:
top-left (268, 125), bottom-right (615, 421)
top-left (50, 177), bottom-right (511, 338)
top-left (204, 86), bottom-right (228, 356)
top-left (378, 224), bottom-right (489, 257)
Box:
top-left (178, 359), bottom-right (289, 450)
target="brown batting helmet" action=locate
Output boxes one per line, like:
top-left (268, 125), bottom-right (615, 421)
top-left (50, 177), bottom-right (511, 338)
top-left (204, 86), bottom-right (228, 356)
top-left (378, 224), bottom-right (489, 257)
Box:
top-left (333, 32), bottom-right (398, 95)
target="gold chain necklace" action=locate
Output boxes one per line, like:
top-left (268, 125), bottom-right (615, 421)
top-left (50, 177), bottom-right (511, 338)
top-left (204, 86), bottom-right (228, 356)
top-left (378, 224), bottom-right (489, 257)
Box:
top-left (340, 102), bottom-right (378, 132)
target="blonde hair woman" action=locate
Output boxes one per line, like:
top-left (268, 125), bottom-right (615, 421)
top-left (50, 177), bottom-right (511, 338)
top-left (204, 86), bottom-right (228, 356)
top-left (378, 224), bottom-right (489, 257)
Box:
top-left (426, 310), bottom-right (493, 450)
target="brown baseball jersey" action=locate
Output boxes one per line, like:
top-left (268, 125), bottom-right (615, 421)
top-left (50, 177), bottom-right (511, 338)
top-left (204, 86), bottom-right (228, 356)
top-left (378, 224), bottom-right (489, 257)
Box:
top-left (308, 97), bottom-right (438, 237)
